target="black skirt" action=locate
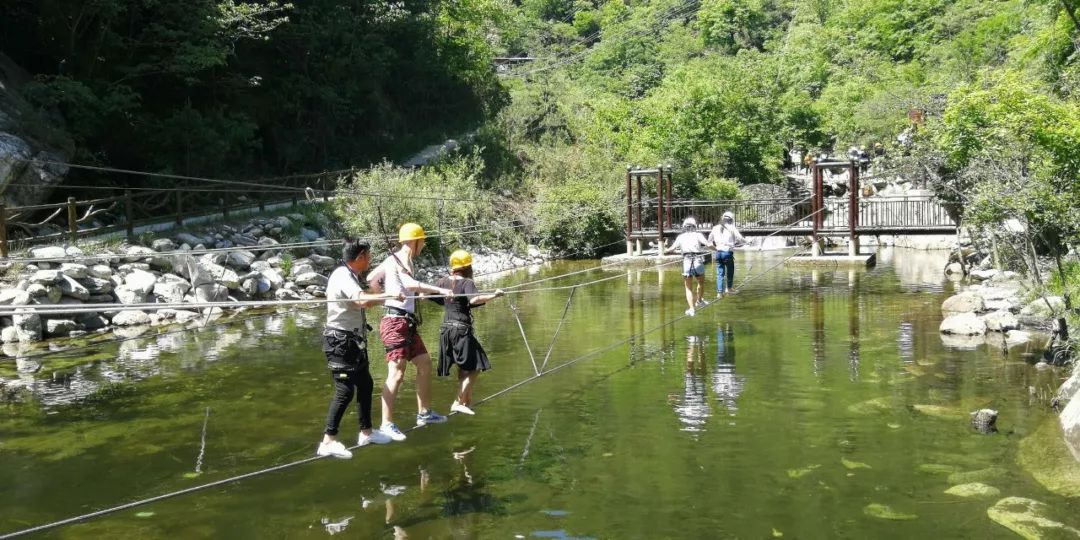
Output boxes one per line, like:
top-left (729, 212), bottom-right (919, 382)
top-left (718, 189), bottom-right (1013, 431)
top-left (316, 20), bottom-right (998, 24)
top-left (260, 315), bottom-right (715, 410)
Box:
top-left (438, 323), bottom-right (490, 376)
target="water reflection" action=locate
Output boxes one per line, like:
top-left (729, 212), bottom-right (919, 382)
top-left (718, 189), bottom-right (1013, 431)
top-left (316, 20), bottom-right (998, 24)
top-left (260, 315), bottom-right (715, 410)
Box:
top-left (712, 324), bottom-right (744, 417)
top-left (672, 336), bottom-right (711, 434)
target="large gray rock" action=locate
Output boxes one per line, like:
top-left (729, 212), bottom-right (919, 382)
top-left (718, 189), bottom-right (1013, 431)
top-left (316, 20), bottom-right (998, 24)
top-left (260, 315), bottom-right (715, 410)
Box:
top-left (176, 233), bottom-right (205, 247)
top-left (290, 263), bottom-right (316, 277)
top-left (124, 269), bottom-right (158, 295)
top-left (0, 288), bottom-right (30, 305)
top-left (941, 292), bottom-right (985, 314)
top-left (124, 245), bottom-right (156, 262)
top-left (275, 288), bottom-right (302, 300)
top-left (982, 310), bottom-right (1020, 332)
top-left (28, 270), bottom-right (62, 286)
top-left (79, 276), bottom-right (113, 295)
top-left (986, 497), bottom-right (1080, 539)
top-left (1, 325), bottom-right (18, 343)
top-left (300, 227), bottom-right (321, 242)
top-left (194, 283), bottom-right (229, 303)
top-left (294, 272), bottom-right (328, 288)
top-left (940, 312), bottom-right (987, 335)
top-left (261, 268), bottom-right (285, 289)
top-left (154, 281), bottom-right (189, 304)
top-left (57, 275), bottom-right (90, 301)
top-left (112, 310), bottom-right (150, 326)
top-left (12, 309), bottom-right (41, 342)
top-left (969, 269), bottom-right (999, 281)
top-left (76, 313), bottom-right (109, 330)
top-left (59, 263), bottom-right (88, 279)
top-left (114, 284), bottom-right (147, 305)
top-left (151, 238), bottom-right (176, 252)
top-left (309, 254), bottom-right (336, 268)
top-left (29, 246), bottom-right (66, 260)
top-left (226, 250), bottom-right (257, 269)
top-left (45, 318), bottom-right (79, 337)
top-left (88, 264), bottom-right (113, 279)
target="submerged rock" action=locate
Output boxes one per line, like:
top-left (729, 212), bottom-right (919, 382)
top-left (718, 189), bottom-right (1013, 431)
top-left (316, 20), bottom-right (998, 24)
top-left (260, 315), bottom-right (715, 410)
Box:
top-left (970, 409), bottom-right (998, 434)
top-left (918, 463), bottom-right (960, 475)
top-left (944, 482), bottom-right (1000, 498)
top-left (911, 404), bottom-right (965, 420)
top-left (947, 467), bottom-right (1007, 485)
top-left (986, 497), bottom-right (1080, 539)
top-left (1018, 419), bottom-right (1080, 498)
top-left (847, 397), bottom-right (891, 415)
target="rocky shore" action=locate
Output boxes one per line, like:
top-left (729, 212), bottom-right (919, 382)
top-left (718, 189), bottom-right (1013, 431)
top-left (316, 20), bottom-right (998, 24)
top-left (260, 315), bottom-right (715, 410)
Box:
top-left (0, 213), bottom-right (547, 350)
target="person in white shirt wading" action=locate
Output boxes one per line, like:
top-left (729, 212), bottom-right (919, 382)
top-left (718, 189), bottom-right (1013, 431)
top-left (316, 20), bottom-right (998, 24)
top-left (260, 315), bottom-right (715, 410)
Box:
top-left (316, 239), bottom-right (403, 459)
top-left (707, 211), bottom-right (745, 298)
top-left (669, 217), bottom-right (712, 316)
top-left (367, 223), bottom-right (455, 442)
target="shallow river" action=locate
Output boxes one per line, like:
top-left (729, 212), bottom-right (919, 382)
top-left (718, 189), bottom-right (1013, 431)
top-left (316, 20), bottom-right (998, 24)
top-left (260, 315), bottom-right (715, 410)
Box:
top-left (1, 248), bottom-right (1076, 538)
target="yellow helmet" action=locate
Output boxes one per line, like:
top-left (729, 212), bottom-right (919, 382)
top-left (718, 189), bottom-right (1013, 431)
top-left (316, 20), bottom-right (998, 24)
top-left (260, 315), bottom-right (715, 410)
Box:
top-left (398, 223), bottom-right (426, 242)
top-left (449, 249), bottom-right (473, 270)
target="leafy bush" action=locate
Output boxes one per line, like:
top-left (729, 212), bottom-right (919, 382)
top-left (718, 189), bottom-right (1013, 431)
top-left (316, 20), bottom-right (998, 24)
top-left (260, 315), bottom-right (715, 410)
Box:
top-left (697, 177), bottom-right (744, 200)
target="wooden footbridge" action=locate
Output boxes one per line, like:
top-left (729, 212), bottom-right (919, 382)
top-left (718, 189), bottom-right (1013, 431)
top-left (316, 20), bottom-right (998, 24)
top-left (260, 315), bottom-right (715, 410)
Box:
top-left (624, 162), bottom-right (957, 257)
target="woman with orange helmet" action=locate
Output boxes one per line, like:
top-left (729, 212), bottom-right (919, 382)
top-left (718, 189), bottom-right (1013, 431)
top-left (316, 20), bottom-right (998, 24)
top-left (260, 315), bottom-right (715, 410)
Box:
top-left (430, 249), bottom-right (504, 415)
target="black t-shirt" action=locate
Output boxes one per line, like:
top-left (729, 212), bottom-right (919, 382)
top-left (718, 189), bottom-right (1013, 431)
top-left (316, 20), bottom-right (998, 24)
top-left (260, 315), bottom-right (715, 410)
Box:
top-left (433, 276), bottom-right (480, 325)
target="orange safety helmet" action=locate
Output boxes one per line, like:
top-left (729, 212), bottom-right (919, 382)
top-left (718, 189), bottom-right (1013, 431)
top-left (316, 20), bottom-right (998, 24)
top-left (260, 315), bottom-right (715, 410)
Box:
top-left (449, 249), bottom-right (473, 270)
top-left (398, 223), bottom-right (426, 242)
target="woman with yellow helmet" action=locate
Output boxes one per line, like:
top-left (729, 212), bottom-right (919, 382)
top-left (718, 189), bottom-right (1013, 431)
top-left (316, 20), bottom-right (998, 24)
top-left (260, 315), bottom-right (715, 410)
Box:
top-left (429, 249), bottom-right (504, 415)
top-left (367, 222), bottom-right (455, 441)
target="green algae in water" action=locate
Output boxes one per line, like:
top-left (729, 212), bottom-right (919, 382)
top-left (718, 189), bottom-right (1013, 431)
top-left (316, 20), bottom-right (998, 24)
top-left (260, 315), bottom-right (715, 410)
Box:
top-left (911, 404), bottom-right (966, 420)
top-left (986, 497), bottom-right (1080, 540)
top-left (848, 397), bottom-right (891, 415)
top-left (842, 458), bottom-right (872, 470)
top-left (918, 464), bottom-right (961, 475)
top-left (944, 482), bottom-right (1000, 498)
top-left (135, 512), bottom-right (155, 518)
top-left (864, 504), bottom-right (917, 521)
top-left (787, 464), bottom-right (820, 479)
top-left (1017, 418), bottom-right (1080, 497)
top-left (947, 467), bottom-right (1008, 485)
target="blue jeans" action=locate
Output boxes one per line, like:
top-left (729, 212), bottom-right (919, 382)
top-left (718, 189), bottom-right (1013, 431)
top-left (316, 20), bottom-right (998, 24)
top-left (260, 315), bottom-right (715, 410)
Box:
top-left (715, 251), bottom-right (734, 292)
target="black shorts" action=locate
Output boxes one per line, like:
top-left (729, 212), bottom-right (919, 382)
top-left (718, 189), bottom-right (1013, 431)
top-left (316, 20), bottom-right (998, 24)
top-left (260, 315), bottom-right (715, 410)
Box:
top-left (323, 329), bottom-right (368, 373)
top-left (438, 323), bottom-right (490, 377)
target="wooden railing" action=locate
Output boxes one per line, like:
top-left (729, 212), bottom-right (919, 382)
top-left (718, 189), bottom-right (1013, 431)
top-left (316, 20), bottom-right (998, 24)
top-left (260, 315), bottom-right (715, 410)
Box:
top-left (0, 176), bottom-right (337, 257)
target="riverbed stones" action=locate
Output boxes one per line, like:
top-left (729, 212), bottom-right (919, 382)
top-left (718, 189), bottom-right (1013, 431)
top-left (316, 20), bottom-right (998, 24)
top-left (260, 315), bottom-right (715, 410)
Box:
top-left (175, 233), bottom-right (205, 246)
top-left (226, 250), bottom-right (256, 269)
top-left (1020, 296), bottom-right (1066, 319)
top-left (940, 312), bottom-right (986, 335)
top-left (77, 313), bottom-right (109, 330)
top-left (0, 288), bottom-right (30, 305)
top-left (986, 497), bottom-right (1080, 539)
top-left (154, 280), bottom-right (189, 304)
top-left (309, 254), bottom-right (335, 268)
top-left (123, 269), bottom-right (158, 295)
top-left (1, 326), bottom-right (17, 343)
top-left (863, 503), bottom-right (917, 521)
top-left (275, 288), bottom-right (301, 301)
top-left (80, 276), bottom-right (113, 295)
top-left (114, 284), bottom-right (147, 305)
top-left (28, 269), bottom-right (62, 286)
top-left (88, 264), bottom-right (113, 279)
top-left (58, 275), bottom-right (90, 301)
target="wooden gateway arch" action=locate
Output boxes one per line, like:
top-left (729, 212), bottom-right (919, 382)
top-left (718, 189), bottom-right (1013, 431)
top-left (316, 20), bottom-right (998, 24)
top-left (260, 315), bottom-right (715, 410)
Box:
top-left (624, 162), bottom-right (958, 257)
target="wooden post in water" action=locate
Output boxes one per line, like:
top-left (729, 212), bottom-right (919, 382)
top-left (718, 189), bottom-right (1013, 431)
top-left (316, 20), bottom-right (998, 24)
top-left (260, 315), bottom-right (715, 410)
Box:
top-left (0, 204), bottom-right (8, 258)
top-left (625, 168), bottom-right (633, 256)
top-left (811, 163), bottom-right (822, 256)
top-left (635, 172), bottom-right (643, 254)
top-left (848, 160), bottom-right (859, 256)
top-left (124, 190), bottom-right (134, 240)
top-left (67, 197), bottom-right (77, 244)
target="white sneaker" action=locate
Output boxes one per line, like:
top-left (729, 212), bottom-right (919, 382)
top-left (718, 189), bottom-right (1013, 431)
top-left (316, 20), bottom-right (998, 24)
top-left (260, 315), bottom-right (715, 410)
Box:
top-left (358, 430), bottom-right (392, 446)
top-left (316, 440), bottom-right (353, 459)
top-left (380, 423), bottom-right (407, 442)
top-left (695, 299), bottom-right (707, 308)
top-left (451, 402), bottom-right (476, 415)
top-left (685, 308), bottom-right (696, 317)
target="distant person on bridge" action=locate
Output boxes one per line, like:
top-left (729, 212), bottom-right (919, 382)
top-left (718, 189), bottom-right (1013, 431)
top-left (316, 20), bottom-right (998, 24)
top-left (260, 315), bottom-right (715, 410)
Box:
top-left (708, 211), bottom-right (745, 298)
top-left (429, 250), bottom-right (504, 416)
top-left (670, 217), bottom-right (712, 316)
top-left (368, 223), bottom-right (455, 442)
top-left (316, 239), bottom-right (402, 460)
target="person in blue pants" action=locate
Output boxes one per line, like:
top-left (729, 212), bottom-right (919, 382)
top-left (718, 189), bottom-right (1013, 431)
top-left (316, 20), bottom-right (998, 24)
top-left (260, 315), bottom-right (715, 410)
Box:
top-left (707, 211), bottom-right (745, 298)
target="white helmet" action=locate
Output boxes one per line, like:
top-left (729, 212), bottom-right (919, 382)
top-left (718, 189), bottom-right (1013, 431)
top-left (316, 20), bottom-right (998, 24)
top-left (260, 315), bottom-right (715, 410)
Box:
top-left (722, 211), bottom-right (735, 222)
top-left (682, 217), bottom-right (698, 230)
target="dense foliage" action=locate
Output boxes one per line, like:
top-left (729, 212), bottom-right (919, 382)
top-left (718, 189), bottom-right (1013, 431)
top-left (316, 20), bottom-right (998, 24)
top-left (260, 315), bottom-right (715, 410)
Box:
top-left (0, 0), bottom-right (507, 179)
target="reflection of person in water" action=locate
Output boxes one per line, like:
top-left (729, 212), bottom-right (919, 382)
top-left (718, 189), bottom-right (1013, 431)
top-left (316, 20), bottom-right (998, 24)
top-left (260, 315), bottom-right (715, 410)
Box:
top-left (712, 324), bottom-right (745, 416)
top-left (672, 336), bottom-right (711, 433)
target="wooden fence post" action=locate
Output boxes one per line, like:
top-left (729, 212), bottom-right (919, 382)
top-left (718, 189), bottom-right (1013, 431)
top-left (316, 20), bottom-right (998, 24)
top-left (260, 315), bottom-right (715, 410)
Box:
top-left (67, 197), bottom-right (78, 244)
top-left (175, 191), bottom-right (183, 226)
top-left (258, 190), bottom-right (265, 212)
top-left (221, 194), bottom-right (229, 220)
top-left (0, 204), bottom-right (8, 258)
top-left (625, 167), bottom-right (633, 256)
top-left (124, 190), bottom-right (134, 240)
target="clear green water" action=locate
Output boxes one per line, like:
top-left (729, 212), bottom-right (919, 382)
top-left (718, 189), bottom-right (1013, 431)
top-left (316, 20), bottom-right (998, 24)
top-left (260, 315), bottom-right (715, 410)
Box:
top-left (1, 249), bottom-right (1077, 539)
